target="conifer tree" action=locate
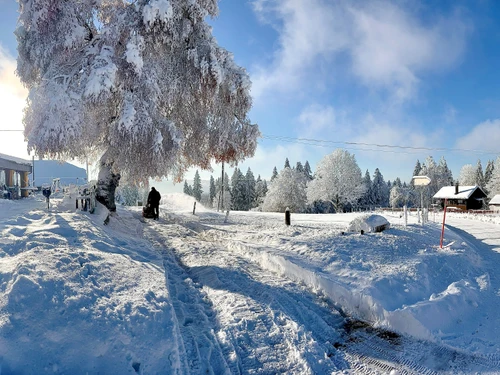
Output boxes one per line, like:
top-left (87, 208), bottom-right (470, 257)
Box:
top-left (284, 158), bottom-right (291, 169)
top-left (245, 168), bottom-right (256, 210)
top-left (485, 160), bottom-right (495, 185)
top-left (296, 161), bottom-right (304, 174)
top-left (437, 157), bottom-right (454, 187)
top-left (209, 175), bottom-right (216, 206)
top-left (486, 156), bottom-right (500, 196)
top-left (231, 168), bottom-right (246, 210)
top-left (271, 167), bottom-right (278, 182)
top-left (192, 170), bottom-right (202, 201)
top-left (372, 168), bottom-right (389, 207)
top-left (255, 175), bottom-right (268, 207)
top-left (475, 159), bottom-right (485, 188)
top-left (304, 161), bottom-right (313, 181)
top-left (183, 181), bottom-right (193, 196)
top-left (359, 169), bottom-right (373, 208)
top-left (411, 160), bottom-right (422, 186)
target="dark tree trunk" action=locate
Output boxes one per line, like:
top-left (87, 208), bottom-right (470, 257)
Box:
top-left (95, 154), bottom-right (120, 212)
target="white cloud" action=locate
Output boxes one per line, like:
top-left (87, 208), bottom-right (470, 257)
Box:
top-left (297, 104), bottom-right (338, 138)
top-left (455, 119), bottom-right (500, 154)
top-left (251, 0), bottom-right (469, 101)
top-left (0, 45), bottom-right (30, 159)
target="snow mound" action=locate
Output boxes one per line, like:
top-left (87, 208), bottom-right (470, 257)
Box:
top-left (347, 214), bottom-right (390, 233)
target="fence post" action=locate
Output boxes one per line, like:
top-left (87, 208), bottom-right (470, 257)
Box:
top-left (285, 207), bottom-right (291, 226)
top-left (193, 201), bottom-right (196, 215)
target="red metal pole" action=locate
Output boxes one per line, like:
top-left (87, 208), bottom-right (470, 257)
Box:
top-left (440, 198), bottom-right (447, 248)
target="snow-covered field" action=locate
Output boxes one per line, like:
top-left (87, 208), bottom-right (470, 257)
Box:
top-left (1, 193), bottom-right (500, 374)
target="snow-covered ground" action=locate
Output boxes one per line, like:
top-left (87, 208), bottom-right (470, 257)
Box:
top-left (1, 193), bottom-right (500, 374)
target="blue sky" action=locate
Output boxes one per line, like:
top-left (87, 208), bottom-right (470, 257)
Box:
top-left (1, 0), bottom-right (500, 184)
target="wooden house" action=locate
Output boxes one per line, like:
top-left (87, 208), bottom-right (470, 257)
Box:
top-left (433, 185), bottom-right (487, 211)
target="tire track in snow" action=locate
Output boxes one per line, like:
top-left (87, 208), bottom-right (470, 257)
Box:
top-left (142, 224), bottom-right (232, 375)
top-left (151, 222), bottom-right (346, 374)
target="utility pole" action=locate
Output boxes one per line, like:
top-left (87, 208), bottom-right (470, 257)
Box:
top-left (32, 156), bottom-right (35, 187)
top-left (217, 162), bottom-right (224, 212)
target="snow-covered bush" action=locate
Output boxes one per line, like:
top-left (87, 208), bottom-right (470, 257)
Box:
top-left (262, 168), bottom-right (307, 213)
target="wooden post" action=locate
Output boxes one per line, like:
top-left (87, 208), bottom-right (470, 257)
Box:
top-left (440, 198), bottom-right (448, 248)
top-left (193, 201), bottom-right (196, 215)
top-left (21, 171), bottom-right (29, 197)
top-left (285, 207), bottom-right (291, 226)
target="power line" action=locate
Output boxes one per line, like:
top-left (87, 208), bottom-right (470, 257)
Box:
top-left (261, 134), bottom-right (500, 155)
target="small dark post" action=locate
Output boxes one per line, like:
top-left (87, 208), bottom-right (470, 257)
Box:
top-left (285, 207), bottom-right (291, 226)
top-left (193, 201), bottom-right (196, 215)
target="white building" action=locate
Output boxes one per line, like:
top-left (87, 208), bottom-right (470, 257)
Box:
top-left (489, 195), bottom-right (500, 212)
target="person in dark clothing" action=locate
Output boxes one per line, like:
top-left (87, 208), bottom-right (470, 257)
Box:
top-left (147, 187), bottom-right (161, 220)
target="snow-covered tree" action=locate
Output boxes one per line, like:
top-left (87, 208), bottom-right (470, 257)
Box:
top-left (183, 181), bottom-right (193, 196)
top-left (231, 168), bottom-right (246, 210)
top-left (271, 166), bottom-right (278, 182)
top-left (254, 175), bottom-right (268, 207)
top-left (262, 168), bottom-right (307, 213)
top-left (307, 149), bottom-right (364, 212)
top-left (459, 164), bottom-right (476, 186)
top-left (215, 172), bottom-right (231, 210)
top-left (304, 161), bottom-right (313, 181)
top-left (411, 160), bottom-right (422, 185)
top-left (284, 158), bottom-right (291, 169)
top-left (436, 157), bottom-right (454, 188)
top-left (192, 170), bottom-right (202, 202)
top-left (485, 160), bottom-right (495, 186)
top-left (475, 160), bottom-right (485, 189)
top-left (486, 156), bottom-right (500, 196)
top-left (372, 168), bottom-right (389, 207)
top-left (359, 170), bottom-right (373, 209)
top-left (117, 184), bottom-right (140, 206)
top-left (209, 175), bottom-right (216, 207)
top-left (419, 156), bottom-right (446, 205)
top-left (16, 0), bottom-right (259, 211)
top-left (245, 168), bottom-right (256, 210)
top-left (389, 184), bottom-right (413, 208)
top-left (295, 161), bottom-right (304, 174)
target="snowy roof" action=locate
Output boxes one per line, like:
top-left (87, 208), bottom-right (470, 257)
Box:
top-left (0, 152), bottom-right (31, 166)
top-left (489, 195), bottom-right (500, 205)
top-left (433, 185), bottom-right (485, 200)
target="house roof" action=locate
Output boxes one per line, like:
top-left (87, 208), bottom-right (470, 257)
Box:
top-left (433, 185), bottom-right (486, 200)
top-left (0, 153), bottom-right (32, 166)
top-left (489, 195), bottom-right (500, 205)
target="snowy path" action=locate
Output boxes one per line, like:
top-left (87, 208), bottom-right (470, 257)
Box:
top-left (146, 218), bottom-right (346, 374)
top-left (445, 215), bottom-right (500, 253)
top-left (142, 211), bottom-right (500, 374)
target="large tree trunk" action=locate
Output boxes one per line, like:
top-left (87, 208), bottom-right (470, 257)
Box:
top-left (95, 153), bottom-right (120, 212)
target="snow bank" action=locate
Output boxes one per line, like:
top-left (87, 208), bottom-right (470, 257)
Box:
top-left (226, 240), bottom-right (433, 341)
top-left (0, 197), bottom-right (184, 374)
